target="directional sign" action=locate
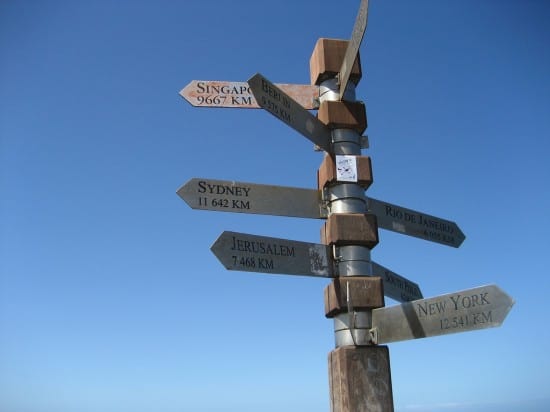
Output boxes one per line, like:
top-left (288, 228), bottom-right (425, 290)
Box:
top-left (370, 285), bottom-right (514, 344)
top-left (177, 177), bottom-right (464, 247)
top-left (177, 178), bottom-right (323, 219)
top-left (211, 231), bottom-right (332, 278)
top-left (371, 262), bottom-right (423, 302)
top-left (339, 0), bottom-right (369, 99)
top-left (180, 80), bottom-right (320, 110)
top-left (211, 231), bottom-right (421, 303)
top-left (248, 73), bottom-right (333, 153)
top-left (368, 197), bottom-right (465, 248)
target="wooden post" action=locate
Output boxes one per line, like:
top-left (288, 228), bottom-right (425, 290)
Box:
top-left (311, 38), bottom-right (394, 412)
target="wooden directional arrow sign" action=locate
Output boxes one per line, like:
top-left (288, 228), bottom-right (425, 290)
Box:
top-left (248, 73), bottom-right (333, 153)
top-left (177, 178), bottom-right (323, 219)
top-left (368, 197), bottom-right (465, 248)
top-left (339, 0), bottom-right (369, 99)
top-left (180, 80), bottom-right (319, 109)
top-left (211, 231), bottom-right (332, 278)
top-left (370, 285), bottom-right (514, 344)
top-left (371, 262), bottom-right (423, 302)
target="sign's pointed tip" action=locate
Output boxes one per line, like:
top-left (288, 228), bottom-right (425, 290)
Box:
top-left (210, 231), bottom-right (227, 253)
top-left (247, 72), bottom-right (261, 84)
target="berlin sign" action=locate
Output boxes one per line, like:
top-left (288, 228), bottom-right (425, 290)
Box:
top-left (248, 73), bottom-right (333, 153)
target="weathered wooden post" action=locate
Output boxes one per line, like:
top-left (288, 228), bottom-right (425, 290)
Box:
top-left (310, 36), bottom-right (394, 411)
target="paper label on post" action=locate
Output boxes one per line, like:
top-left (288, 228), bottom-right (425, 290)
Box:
top-left (336, 155), bottom-right (358, 182)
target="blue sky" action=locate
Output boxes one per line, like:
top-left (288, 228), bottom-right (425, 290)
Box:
top-left (1, 1), bottom-right (549, 411)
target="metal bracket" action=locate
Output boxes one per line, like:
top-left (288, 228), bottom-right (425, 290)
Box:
top-left (319, 202), bottom-right (329, 218)
top-left (319, 189), bottom-right (329, 217)
top-left (321, 186), bottom-right (331, 209)
top-left (369, 327), bottom-right (379, 345)
top-left (346, 281), bottom-right (358, 346)
top-left (332, 245), bottom-right (342, 263)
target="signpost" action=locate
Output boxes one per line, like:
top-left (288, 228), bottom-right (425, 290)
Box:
top-left (180, 80), bottom-right (319, 109)
top-left (338, 0), bottom-right (369, 99)
top-left (370, 285), bottom-right (514, 344)
top-left (248, 73), bottom-right (333, 153)
top-left (178, 1), bottom-right (513, 410)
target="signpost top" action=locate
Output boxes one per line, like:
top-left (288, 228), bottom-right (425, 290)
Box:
top-left (338, 0), bottom-right (369, 99)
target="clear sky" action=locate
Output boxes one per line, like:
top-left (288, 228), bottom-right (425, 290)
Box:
top-left (1, 1), bottom-right (549, 411)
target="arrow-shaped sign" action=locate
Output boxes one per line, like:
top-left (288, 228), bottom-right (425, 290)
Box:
top-left (372, 262), bottom-right (423, 302)
top-left (338, 0), bottom-right (369, 99)
top-left (370, 285), bottom-right (514, 344)
top-left (177, 177), bottom-right (465, 248)
top-left (368, 197), bottom-right (465, 248)
top-left (180, 80), bottom-right (320, 109)
top-left (211, 231), bottom-right (332, 278)
top-left (248, 73), bottom-right (333, 153)
top-left (177, 178), bottom-right (323, 219)
top-left (210, 231), bottom-right (422, 303)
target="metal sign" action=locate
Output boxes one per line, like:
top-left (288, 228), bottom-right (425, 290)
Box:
top-left (180, 80), bottom-right (319, 109)
top-left (248, 73), bottom-right (333, 153)
top-left (339, 0), bottom-right (369, 99)
top-left (367, 197), bottom-right (465, 248)
top-left (211, 231), bottom-right (332, 277)
top-left (177, 178), bottom-right (323, 219)
top-left (370, 285), bottom-right (514, 344)
top-left (177, 177), bottom-right (465, 247)
top-left (371, 262), bottom-right (423, 302)
top-left (211, 231), bottom-right (422, 303)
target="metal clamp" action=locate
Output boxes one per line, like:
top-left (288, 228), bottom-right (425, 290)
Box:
top-left (331, 245), bottom-right (373, 277)
top-left (369, 327), bottom-right (379, 345)
top-left (346, 282), bottom-right (358, 346)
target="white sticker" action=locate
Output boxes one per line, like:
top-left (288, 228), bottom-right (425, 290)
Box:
top-left (336, 155), bottom-right (358, 182)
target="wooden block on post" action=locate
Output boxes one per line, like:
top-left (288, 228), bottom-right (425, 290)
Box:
top-left (322, 213), bottom-right (379, 248)
top-left (310, 38), bottom-right (362, 86)
top-left (318, 154), bottom-right (373, 189)
top-left (324, 277), bottom-right (384, 318)
top-left (317, 101), bottom-right (367, 133)
top-left (329, 346), bottom-right (394, 412)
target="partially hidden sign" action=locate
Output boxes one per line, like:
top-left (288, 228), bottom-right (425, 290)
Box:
top-left (248, 73), bottom-right (333, 153)
top-left (181, 80), bottom-right (319, 109)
